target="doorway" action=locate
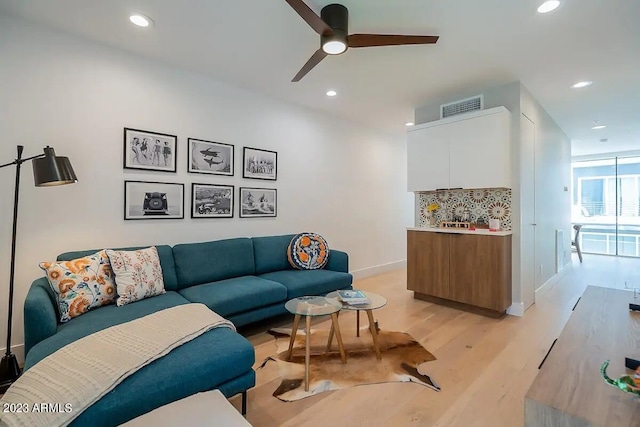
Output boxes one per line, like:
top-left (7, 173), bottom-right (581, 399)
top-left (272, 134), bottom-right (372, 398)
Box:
top-left (571, 156), bottom-right (640, 258)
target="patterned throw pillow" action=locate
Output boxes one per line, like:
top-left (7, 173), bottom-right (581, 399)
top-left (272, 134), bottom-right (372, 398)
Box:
top-left (287, 232), bottom-right (330, 270)
top-left (106, 246), bottom-right (166, 306)
top-left (39, 251), bottom-right (116, 323)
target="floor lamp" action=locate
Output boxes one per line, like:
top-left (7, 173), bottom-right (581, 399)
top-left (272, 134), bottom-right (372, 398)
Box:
top-left (0, 145), bottom-right (77, 393)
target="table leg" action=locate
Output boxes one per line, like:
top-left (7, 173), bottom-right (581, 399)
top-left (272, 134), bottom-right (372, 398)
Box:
top-left (305, 315), bottom-right (311, 391)
top-left (327, 310), bottom-right (339, 352)
top-left (366, 309), bottom-right (381, 360)
top-left (287, 314), bottom-right (301, 361)
top-left (330, 313), bottom-right (347, 364)
top-left (357, 310), bottom-right (360, 337)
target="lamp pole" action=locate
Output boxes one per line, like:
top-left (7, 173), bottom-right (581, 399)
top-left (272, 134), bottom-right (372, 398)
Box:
top-left (0, 146), bottom-right (45, 392)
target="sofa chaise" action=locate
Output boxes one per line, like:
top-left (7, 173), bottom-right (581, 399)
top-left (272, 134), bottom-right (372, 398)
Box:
top-left (23, 234), bottom-right (352, 426)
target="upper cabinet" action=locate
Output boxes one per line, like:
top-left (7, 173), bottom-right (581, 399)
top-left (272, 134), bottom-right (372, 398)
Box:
top-left (407, 107), bottom-right (511, 192)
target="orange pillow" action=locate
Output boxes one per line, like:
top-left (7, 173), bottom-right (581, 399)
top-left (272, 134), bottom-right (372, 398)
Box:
top-left (287, 233), bottom-right (330, 270)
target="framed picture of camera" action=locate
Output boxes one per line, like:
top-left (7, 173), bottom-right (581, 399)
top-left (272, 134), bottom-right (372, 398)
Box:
top-left (188, 138), bottom-right (234, 176)
top-left (242, 147), bottom-right (277, 181)
top-left (124, 128), bottom-right (177, 173)
top-left (239, 187), bottom-right (277, 218)
top-left (191, 183), bottom-right (234, 218)
top-left (124, 180), bottom-right (184, 220)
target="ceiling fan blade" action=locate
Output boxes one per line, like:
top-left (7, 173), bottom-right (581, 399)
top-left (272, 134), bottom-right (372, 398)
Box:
top-left (292, 49), bottom-right (328, 82)
top-left (348, 34), bottom-right (439, 48)
top-left (284, 0), bottom-right (333, 36)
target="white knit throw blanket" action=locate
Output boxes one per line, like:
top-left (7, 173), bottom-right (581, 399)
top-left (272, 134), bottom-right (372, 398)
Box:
top-left (0, 303), bottom-right (235, 427)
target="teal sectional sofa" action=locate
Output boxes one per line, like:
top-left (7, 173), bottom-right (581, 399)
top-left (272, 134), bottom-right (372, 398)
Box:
top-left (23, 234), bottom-right (352, 426)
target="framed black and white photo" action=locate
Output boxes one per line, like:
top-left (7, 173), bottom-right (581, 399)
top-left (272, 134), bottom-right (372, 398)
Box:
top-left (124, 181), bottom-right (184, 220)
top-left (188, 138), bottom-right (234, 176)
top-left (124, 128), bottom-right (177, 173)
top-left (191, 183), bottom-right (234, 218)
top-left (239, 187), bottom-right (277, 218)
top-left (242, 147), bottom-right (277, 181)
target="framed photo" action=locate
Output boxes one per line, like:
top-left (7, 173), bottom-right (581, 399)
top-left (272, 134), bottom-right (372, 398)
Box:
top-left (242, 147), bottom-right (277, 181)
top-left (124, 128), bottom-right (177, 173)
top-left (188, 138), bottom-right (234, 176)
top-left (124, 181), bottom-right (184, 220)
top-left (191, 183), bottom-right (234, 218)
top-left (239, 187), bottom-right (277, 218)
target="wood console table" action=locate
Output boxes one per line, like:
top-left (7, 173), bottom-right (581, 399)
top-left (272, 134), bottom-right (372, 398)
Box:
top-left (525, 286), bottom-right (640, 426)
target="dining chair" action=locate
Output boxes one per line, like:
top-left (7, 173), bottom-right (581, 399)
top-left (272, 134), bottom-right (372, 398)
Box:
top-left (572, 224), bottom-right (583, 263)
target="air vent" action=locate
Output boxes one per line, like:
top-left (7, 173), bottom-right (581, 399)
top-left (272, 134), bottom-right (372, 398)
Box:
top-left (440, 95), bottom-right (483, 119)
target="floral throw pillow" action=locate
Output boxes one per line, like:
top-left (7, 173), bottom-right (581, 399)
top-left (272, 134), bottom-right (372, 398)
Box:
top-left (106, 246), bottom-right (166, 306)
top-left (287, 232), bottom-right (330, 270)
top-left (39, 250), bottom-right (116, 323)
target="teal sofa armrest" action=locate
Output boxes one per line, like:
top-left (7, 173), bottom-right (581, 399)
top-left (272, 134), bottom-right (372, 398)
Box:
top-left (24, 277), bottom-right (58, 355)
top-left (326, 250), bottom-right (349, 273)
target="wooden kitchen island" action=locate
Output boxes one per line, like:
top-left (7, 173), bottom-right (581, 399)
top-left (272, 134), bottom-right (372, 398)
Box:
top-left (407, 228), bottom-right (512, 316)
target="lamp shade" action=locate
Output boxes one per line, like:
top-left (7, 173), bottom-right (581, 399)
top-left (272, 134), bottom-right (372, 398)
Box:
top-left (32, 146), bottom-right (78, 187)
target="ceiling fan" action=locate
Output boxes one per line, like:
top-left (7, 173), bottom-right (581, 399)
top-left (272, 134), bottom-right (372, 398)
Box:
top-left (284, 0), bottom-right (440, 82)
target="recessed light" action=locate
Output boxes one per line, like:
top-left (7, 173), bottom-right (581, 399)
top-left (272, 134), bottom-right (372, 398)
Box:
top-left (129, 13), bottom-right (152, 27)
top-left (326, 90), bottom-right (337, 97)
top-left (592, 125), bottom-right (607, 130)
top-left (405, 122), bottom-right (415, 127)
top-left (537, 0), bottom-right (560, 13)
top-left (571, 81), bottom-right (593, 89)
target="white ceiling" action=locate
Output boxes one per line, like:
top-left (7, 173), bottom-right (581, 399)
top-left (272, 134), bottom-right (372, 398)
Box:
top-left (1, 0), bottom-right (639, 156)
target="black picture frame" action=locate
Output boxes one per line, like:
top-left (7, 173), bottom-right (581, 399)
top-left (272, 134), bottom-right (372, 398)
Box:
top-left (239, 187), bottom-right (277, 218)
top-left (242, 147), bottom-right (277, 181)
top-left (124, 128), bottom-right (177, 173)
top-left (188, 138), bottom-right (234, 176)
top-left (191, 183), bottom-right (234, 219)
top-left (124, 180), bottom-right (184, 220)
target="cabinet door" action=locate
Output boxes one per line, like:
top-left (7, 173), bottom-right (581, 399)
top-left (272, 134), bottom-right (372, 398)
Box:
top-left (407, 231), bottom-right (450, 299)
top-left (407, 124), bottom-right (450, 191)
top-left (448, 111), bottom-right (511, 189)
top-left (449, 234), bottom-right (512, 311)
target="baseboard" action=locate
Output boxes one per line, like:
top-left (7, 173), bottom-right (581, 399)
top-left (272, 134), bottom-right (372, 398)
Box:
top-left (351, 260), bottom-right (406, 280)
top-left (0, 344), bottom-right (25, 367)
top-left (507, 302), bottom-right (524, 317)
top-left (535, 264), bottom-right (569, 295)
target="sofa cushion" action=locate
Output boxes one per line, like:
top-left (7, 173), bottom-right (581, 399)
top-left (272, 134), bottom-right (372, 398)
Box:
top-left (57, 245), bottom-right (178, 292)
top-left (173, 238), bottom-right (255, 289)
top-left (25, 291), bottom-right (190, 369)
top-left (259, 270), bottom-right (353, 299)
top-left (252, 234), bottom-right (295, 274)
top-left (70, 329), bottom-right (255, 427)
top-left (178, 276), bottom-right (287, 317)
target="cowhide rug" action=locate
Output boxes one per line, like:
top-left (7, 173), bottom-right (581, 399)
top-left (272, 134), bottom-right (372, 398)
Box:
top-left (259, 326), bottom-right (439, 401)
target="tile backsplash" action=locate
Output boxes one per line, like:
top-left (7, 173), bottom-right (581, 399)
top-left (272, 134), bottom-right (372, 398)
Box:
top-left (417, 188), bottom-right (512, 230)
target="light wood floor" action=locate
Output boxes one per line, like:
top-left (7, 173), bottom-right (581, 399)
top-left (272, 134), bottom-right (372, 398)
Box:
top-left (230, 253), bottom-right (640, 427)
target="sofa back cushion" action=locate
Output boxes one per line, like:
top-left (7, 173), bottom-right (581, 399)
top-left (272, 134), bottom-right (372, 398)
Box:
top-left (57, 245), bottom-right (178, 291)
top-left (172, 238), bottom-right (255, 288)
top-left (252, 234), bottom-right (296, 275)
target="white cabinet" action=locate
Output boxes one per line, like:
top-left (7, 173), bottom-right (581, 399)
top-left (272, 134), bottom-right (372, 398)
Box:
top-left (407, 122), bottom-right (449, 191)
top-left (407, 106), bottom-right (511, 191)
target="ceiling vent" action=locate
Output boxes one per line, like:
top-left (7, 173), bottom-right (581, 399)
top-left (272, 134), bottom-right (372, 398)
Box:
top-left (440, 95), bottom-right (483, 119)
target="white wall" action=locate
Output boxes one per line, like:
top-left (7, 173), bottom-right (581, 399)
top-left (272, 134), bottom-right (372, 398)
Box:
top-left (520, 85), bottom-right (572, 289)
top-left (0, 16), bottom-right (412, 356)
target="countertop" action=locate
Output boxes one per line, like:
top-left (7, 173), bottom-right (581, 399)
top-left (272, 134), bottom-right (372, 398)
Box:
top-left (407, 227), bottom-right (513, 236)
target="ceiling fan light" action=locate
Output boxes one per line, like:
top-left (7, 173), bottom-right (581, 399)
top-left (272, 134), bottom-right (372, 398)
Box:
top-left (537, 0), bottom-right (560, 13)
top-left (322, 40), bottom-right (347, 55)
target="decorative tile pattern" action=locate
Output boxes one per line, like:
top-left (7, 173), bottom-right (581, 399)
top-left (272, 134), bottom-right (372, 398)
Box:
top-left (417, 188), bottom-right (512, 230)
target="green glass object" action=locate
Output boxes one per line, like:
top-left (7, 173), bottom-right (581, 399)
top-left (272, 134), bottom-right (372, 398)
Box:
top-left (600, 360), bottom-right (640, 396)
